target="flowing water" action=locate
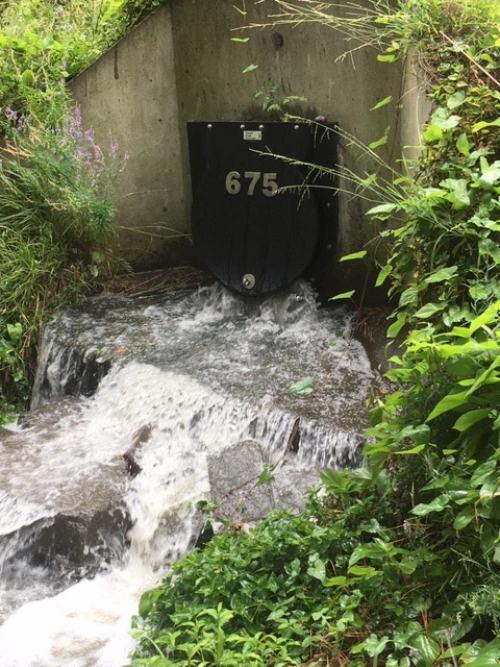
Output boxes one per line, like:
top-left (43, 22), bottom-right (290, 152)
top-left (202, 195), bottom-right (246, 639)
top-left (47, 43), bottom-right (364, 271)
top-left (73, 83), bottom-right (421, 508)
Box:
top-left (0, 282), bottom-right (381, 667)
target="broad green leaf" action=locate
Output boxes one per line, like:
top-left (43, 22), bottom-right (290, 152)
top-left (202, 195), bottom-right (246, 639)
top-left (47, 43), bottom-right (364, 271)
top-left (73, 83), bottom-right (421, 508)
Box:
top-left (410, 635), bottom-right (440, 666)
top-left (444, 178), bottom-right (470, 209)
top-left (6, 322), bottom-right (22, 342)
top-left (453, 409), bottom-right (492, 432)
top-left (377, 53), bottom-right (397, 62)
top-left (423, 266), bottom-right (458, 284)
top-left (411, 495), bottom-right (450, 516)
top-left (423, 123), bottom-right (443, 142)
top-left (431, 107), bottom-right (461, 130)
top-left (447, 91), bottom-right (466, 109)
top-left (469, 301), bottom-right (500, 334)
top-left (367, 203), bottom-right (398, 216)
top-left (307, 556), bottom-right (326, 582)
top-left (463, 636), bottom-right (500, 665)
top-left (426, 390), bottom-right (468, 421)
top-left (397, 423), bottom-right (431, 445)
top-left (258, 467), bottom-right (272, 485)
top-left (466, 355), bottom-right (500, 396)
top-left (453, 506), bottom-right (475, 530)
top-left (471, 460), bottom-right (497, 487)
top-left (456, 132), bottom-right (471, 156)
top-left (323, 575), bottom-right (348, 587)
top-left (473, 117), bottom-right (500, 132)
top-left (414, 302), bottom-right (445, 319)
top-left (376, 264), bottom-right (392, 287)
top-left (387, 312), bottom-right (407, 338)
top-left (242, 64), bottom-right (258, 73)
top-left (399, 285), bottom-right (419, 306)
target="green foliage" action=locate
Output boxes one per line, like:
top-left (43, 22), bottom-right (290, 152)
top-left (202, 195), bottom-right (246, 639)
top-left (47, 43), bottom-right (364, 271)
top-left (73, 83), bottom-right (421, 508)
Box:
top-left (129, 1), bottom-right (500, 666)
top-left (0, 107), bottom-right (126, 418)
top-left (0, 322), bottom-right (28, 424)
top-left (0, 0), bottom-right (165, 133)
top-left (0, 0), bottom-right (149, 420)
top-left (253, 86), bottom-right (308, 120)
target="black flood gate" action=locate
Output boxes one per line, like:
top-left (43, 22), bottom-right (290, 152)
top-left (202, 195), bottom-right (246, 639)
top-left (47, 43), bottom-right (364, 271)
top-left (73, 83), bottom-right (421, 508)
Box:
top-left (187, 121), bottom-right (339, 297)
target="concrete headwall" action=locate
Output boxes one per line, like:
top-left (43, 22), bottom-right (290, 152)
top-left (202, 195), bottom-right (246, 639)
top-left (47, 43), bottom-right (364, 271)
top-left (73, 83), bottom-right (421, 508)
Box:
top-left (69, 0), bottom-right (428, 303)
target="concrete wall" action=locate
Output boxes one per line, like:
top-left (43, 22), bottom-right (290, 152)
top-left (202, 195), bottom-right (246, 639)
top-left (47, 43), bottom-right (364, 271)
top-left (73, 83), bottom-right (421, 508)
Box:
top-left (69, 0), bottom-right (426, 303)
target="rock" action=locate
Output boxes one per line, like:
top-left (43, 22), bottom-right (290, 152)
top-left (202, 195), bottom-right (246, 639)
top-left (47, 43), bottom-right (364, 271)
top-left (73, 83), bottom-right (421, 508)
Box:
top-left (207, 440), bottom-right (322, 523)
top-left (207, 441), bottom-right (275, 522)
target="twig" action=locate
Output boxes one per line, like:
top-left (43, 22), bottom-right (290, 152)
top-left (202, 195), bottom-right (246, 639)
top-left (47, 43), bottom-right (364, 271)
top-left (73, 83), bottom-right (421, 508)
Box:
top-left (440, 31), bottom-right (500, 89)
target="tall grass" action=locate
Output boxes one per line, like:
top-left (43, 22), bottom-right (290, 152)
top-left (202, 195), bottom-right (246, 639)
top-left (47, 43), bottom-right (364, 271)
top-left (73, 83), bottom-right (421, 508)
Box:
top-left (0, 106), bottom-right (126, 419)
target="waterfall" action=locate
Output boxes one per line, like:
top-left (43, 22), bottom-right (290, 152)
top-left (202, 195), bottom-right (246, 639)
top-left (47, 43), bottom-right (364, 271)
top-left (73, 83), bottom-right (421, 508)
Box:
top-left (0, 282), bottom-right (380, 666)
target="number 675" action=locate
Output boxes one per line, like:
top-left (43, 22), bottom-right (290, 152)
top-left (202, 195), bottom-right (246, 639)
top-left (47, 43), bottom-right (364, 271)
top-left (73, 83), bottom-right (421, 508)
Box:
top-left (225, 171), bottom-right (278, 197)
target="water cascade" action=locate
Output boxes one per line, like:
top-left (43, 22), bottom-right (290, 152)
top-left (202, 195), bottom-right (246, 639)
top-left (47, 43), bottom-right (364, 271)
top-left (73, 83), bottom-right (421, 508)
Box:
top-left (0, 282), bottom-right (382, 666)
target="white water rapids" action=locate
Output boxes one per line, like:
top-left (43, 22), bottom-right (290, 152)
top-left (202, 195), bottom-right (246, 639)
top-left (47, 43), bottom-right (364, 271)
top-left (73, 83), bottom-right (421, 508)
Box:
top-left (0, 282), bottom-right (381, 666)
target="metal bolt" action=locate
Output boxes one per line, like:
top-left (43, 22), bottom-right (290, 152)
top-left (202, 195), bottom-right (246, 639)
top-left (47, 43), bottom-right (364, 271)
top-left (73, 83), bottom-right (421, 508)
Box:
top-left (326, 202), bottom-right (331, 208)
top-left (242, 274), bottom-right (255, 289)
top-left (207, 124), bottom-right (213, 129)
top-left (259, 124), bottom-right (264, 130)
top-left (294, 125), bottom-right (299, 130)
top-left (240, 124), bottom-right (245, 129)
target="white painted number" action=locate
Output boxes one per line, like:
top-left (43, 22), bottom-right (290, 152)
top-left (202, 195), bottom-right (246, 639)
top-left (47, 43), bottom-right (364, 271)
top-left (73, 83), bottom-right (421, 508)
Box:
top-left (225, 172), bottom-right (278, 197)
top-left (225, 171), bottom-right (241, 195)
top-left (262, 172), bottom-right (278, 197)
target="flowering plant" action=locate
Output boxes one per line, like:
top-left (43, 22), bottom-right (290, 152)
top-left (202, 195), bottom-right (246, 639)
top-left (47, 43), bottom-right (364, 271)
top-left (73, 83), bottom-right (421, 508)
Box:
top-left (0, 104), bottom-right (127, 416)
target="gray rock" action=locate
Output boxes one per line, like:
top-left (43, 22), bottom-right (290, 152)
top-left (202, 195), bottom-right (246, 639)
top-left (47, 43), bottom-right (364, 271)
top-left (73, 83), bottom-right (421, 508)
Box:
top-left (207, 440), bottom-right (322, 522)
top-left (207, 440), bottom-right (275, 522)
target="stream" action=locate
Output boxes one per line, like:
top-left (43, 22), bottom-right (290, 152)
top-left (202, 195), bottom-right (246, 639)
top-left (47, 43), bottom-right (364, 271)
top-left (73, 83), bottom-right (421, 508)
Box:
top-left (0, 281), bottom-right (381, 666)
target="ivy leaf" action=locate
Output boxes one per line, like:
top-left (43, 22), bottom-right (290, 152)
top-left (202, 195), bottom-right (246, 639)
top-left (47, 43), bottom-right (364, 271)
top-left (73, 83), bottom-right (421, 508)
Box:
top-left (307, 556), bottom-right (326, 582)
top-left (447, 90), bottom-right (466, 109)
top-left (456, 132), bottom-right (471, 156)
top-left (423, 123), bottom-right (443, 142)
top-left (431, 107), bottom-right (461, 130)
